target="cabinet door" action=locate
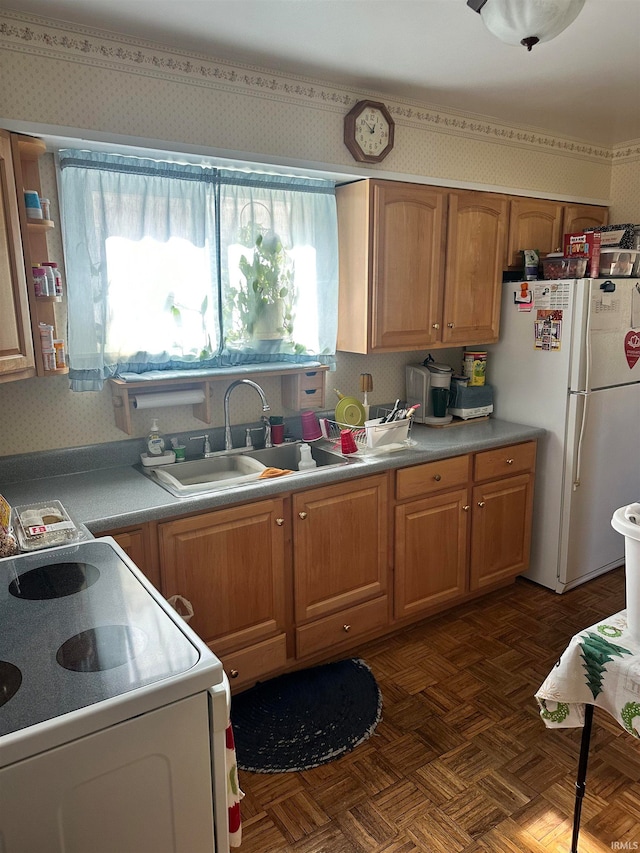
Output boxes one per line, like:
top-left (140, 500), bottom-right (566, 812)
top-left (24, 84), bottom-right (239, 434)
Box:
top-left (562, 203), bottom-right (609, 236)
top-left (394, 488), bottom-right (469, 620)
top-left (443, 190), bottom-right (508, 345)
top-left (0, 130), bottom-right (35, 381)
top-left (469, 473), bottom-right (534, 589)
top-left (159, 498), bottom-right (287, 656)
top-left (371, 181), bottom-right (446, 351)
top-left (293, 474), bottom-right (388, 623)
top-left (106, 525), bottom-right (159, 589)
top-left (506, 198), bottom-right (564, 269)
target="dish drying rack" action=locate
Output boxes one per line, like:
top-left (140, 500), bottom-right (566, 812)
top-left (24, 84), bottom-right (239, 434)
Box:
top-left (325, 408), bottom-right (415, 454)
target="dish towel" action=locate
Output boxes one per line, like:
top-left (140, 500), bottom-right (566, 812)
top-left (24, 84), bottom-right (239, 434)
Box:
top-left (226, 723), bottom-right (244, 847)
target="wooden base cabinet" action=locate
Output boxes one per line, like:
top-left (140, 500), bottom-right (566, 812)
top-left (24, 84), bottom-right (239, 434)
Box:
top-left (393, 441), bottom-right (536, 622)
top-left (158, 498), bottom-right (288, 689)
top-left (292, 474), bottom-right (389, 657)
top-left (470, 442), bottom-right (536, 590)
top-left (394, 488), bottom-right (469, 619)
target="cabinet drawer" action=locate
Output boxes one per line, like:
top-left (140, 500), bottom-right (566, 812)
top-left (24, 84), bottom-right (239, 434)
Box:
top-left (218, 633), bottom-right (288, 691)
top-left (474, 441), bottom-right (536, 482)
top-left (296, 596), bottom-right (388, 659)
top-left (396, 455), bottom-right (470, 501)
top-left (281, 370), bottom-right (326, 410)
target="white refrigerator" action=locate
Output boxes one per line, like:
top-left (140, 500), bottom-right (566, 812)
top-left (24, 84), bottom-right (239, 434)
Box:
top-left (486, 277), bottom-right (640, 592)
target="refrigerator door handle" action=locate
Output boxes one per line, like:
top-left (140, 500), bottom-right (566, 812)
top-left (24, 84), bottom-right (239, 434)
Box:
top-left (573, 281), bottom-right (595, 489)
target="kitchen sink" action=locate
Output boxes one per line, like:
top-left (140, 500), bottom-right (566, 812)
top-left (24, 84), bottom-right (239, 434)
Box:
top-left (243, 442), bottom-right (347, 471)
top-left (143, 441), bottom-right (351, 497)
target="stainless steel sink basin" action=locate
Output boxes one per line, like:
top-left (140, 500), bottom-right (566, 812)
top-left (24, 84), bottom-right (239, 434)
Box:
top-left (143, 441), bottom-right (350, 497)
top-left (244, 442), bottom-right (347, 471)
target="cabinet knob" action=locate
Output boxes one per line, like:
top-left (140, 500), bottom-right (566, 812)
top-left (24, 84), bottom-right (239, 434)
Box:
top-left (298, 511), bottom-right (308, 520)
top-left (432, 323), bottom-right (440, 330)
top-left (463, 504), bottom-right (471, 512)
top-left (506, 458), bottom-right (514, 465)
top-left (433, 474), bottom-right (442, 481)
top-left (275, 517), bottom-right (284, 526)
top-left (229, 669), bottom-right (239, 679)
top-left (343, 624), bottom-right (351, 632)
top-left (477, 500), bottom-right (486, 508)
top-left (447, 322), bottom-right (455, 328)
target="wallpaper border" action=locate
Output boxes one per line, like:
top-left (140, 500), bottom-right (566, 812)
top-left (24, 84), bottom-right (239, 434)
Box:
top-left (0, 10), bottom-right (615, 164)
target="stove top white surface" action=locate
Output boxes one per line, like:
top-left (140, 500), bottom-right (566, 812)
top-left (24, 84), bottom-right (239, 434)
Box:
top-left (0, 537), bottom-right (223, 767)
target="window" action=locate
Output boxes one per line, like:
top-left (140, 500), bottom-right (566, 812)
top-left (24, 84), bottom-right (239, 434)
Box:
top-left (58, 151), bottom-right (339, 391)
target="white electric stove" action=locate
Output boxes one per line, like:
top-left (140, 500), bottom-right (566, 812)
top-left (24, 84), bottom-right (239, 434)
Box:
top-left (0, 537), bottom-right (230, 853)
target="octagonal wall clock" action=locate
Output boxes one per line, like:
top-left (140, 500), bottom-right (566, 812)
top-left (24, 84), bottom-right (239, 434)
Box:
top-left (344, 100), bottom-right (395, 164)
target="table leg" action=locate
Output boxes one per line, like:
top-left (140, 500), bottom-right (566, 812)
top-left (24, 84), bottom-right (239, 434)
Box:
top-left (570, 703), bottom-right (594, 853)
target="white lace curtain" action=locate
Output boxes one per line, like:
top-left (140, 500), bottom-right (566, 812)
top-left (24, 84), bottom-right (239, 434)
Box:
top-left (58, 150), bottom-right (339, 391)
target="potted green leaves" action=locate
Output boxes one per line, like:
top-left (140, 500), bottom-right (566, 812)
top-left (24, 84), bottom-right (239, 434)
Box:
top-left (234, 228), bottom-right (295, 346)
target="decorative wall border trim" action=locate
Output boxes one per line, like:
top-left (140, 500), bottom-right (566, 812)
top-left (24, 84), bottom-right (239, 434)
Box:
top-left (612, 141), bottom-right (640, 164)
top-left (0, 10), bottom-right (614, 163)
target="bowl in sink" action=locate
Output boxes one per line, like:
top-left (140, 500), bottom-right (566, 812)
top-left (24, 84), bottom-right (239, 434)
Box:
top-left (151, 453), bottom-right (266, 497)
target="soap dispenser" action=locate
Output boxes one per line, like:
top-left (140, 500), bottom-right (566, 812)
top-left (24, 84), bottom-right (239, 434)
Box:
top-left (147, 418), bottom-right (166, 456)
top-left (298, 443), bottom-right (317, 471)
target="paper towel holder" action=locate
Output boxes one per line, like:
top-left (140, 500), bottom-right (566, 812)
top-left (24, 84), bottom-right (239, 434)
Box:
top-left (110, 379), bottom-right (213, 434)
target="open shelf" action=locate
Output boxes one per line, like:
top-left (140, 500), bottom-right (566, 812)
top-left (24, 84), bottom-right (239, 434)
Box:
top-left (108, 364), bottom-right (329, 434)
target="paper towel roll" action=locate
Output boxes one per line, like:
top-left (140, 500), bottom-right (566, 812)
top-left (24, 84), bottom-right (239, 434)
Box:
top-left (133, 389), bottom-right (206, 409)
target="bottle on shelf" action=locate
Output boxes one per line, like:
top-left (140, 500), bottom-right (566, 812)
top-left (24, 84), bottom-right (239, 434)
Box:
top-left (41, 261), bottom-right (62, 297)
top-left (53, 340), bottom-right (66, 370)
top-left (38, 323), bottom-right (56, 371)
top-left (32, 266), bottom-right (48, 297)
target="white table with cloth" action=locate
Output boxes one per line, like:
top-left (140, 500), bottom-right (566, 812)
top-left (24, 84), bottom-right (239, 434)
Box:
top-left (535, 609), bottom-right (640, 852)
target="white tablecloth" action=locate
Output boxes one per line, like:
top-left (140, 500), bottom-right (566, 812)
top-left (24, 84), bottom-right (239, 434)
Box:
top-left (535, 610), bottom-right (640, 737)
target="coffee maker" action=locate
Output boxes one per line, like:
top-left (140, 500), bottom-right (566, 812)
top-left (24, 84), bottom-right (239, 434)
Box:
top-left (405, 362), bottom-right (454, 424)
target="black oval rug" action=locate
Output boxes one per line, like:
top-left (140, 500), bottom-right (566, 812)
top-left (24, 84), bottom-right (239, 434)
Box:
top-left (231, 658), bottom-right (382, 773)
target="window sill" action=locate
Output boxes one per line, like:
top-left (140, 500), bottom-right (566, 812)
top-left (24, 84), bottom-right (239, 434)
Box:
top-left (109, 363), bottom-right (329, 434)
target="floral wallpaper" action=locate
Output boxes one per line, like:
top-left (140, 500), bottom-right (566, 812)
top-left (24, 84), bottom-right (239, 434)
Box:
top-left (0, 8), bottom-right (637, 455)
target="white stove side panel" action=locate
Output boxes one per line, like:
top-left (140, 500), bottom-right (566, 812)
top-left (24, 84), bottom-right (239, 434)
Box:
top-left (0, 693), bottom-right (216, 853)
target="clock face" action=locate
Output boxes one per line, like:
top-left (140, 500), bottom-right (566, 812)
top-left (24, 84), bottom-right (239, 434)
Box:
top-left (355, 108), bottom-right (390, 158)
top-left (344, 100), bottom-right (395, 163)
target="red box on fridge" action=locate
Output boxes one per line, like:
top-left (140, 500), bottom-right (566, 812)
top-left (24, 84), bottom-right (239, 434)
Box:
top-left (563, 231), bottom-right (602, 277)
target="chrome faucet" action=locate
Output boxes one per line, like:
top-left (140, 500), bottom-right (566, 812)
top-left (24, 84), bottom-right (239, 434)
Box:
top-left (223, 379), bottom-right (270, 451)
top-left (189, 433), bottom-right (212, 456)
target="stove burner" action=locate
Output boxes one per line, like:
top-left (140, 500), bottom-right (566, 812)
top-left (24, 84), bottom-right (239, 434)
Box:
top-left (56, 625), bottom-right (147, 672)
top-left (0, 661), bottom-right (22, 708)
top-left (9, 562), bottom-right (100, 600)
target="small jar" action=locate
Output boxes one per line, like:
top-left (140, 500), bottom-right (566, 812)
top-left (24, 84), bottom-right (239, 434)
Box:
top-left (39, 197), bottom-right (51, 220)
top-left (53, 340), bottom-right (66, 369)
top-left (32, 266), bottom-right (47, 297)
top-left (38, 322), bottom-right (54, 352)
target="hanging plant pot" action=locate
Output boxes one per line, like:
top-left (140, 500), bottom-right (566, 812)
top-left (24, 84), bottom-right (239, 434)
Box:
top-left (253, 298), bottom-right (285, 341)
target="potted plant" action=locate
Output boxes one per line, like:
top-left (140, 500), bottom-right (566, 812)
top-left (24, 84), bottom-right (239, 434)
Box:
top-left (233, 227), bottom-right (295, 345)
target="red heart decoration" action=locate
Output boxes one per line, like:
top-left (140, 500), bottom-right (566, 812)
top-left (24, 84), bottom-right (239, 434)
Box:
top-left (625, 330), bottom-right (640, 369)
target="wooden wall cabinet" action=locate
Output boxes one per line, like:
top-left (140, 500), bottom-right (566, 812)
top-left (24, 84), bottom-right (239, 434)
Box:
top-left (442, 190), bottom-right (507, 345)
top-left (158, 497), bottom-right (288, 690)
top-left (9, 132), bottom-right (69, 377)
top-left (292, 474), bottom-right (389, 658)
top-left (0, 129), bottom-right (36, 382)
top-left (336, 180), bottom-right (508, 353)
top-left (506, 197), bottom-right (608, 269)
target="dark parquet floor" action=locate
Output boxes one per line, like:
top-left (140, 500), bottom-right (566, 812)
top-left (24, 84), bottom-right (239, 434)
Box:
top-left (236, 567), bottom-right (640, 852)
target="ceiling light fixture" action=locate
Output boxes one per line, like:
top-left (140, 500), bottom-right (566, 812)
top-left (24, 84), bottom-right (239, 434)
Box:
top-left (467, 0), bottom-right (586, 51)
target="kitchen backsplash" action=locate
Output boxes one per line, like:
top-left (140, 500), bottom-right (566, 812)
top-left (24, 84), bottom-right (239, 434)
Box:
top-left (0, 350), bottom-right (464, 457)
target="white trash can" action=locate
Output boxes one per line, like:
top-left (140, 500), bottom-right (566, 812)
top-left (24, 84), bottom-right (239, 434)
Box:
top-left (611, 503), bottom-right (640, 642)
